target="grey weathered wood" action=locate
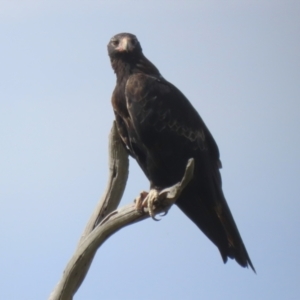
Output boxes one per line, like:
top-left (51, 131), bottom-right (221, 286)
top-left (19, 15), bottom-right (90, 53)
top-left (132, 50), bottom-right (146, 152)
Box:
top-left (48, 121), bottom-right (194, 300)
top-left (80, 121), bottom-right (129, 242)
top-left (49, 122), bottom-right (129, 300)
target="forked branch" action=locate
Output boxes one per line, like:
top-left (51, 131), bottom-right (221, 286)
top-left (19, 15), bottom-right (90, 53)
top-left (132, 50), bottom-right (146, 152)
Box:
top-left (49, 122), bottom-right (194, 300)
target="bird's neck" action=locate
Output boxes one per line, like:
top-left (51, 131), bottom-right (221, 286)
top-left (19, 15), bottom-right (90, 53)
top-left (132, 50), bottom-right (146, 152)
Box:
top-left (111, 54), bottom-right (161, 83)
top-left (112, 59), bottom-right (132, 84)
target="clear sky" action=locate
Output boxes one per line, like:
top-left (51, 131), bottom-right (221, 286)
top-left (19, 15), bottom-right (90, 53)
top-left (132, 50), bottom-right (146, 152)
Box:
top-left (1, 1), bottom-right (299, 299)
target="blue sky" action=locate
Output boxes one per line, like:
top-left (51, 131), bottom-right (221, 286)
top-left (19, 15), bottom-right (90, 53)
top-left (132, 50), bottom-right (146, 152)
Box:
top-left (1, 1), bottom-right (299, 299)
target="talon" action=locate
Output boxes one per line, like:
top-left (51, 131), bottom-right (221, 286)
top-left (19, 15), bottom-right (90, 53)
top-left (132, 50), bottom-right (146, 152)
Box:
top-left (135, 189), bottom-right (162, 219)
top-left (159, 209), bottom-right (169, 217)
top-left (135, 189), bottom-right (169, 220)
top-left (143, 189), bottom-right (159, 220)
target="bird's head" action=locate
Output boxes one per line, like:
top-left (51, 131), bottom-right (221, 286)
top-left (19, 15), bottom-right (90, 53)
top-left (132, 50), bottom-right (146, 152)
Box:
top-left (108, 33), bottom-right (160, 77)
top-left (107, 33), bottom-right (142, 60)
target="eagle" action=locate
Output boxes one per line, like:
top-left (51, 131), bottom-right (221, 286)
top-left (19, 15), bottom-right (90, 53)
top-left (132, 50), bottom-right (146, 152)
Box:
top-left (107, 32), bottom-right (255, 272)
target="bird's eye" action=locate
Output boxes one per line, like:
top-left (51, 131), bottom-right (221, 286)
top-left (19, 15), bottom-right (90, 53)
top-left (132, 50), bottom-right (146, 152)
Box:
top-left (111, 39), bottom-right (119, 47)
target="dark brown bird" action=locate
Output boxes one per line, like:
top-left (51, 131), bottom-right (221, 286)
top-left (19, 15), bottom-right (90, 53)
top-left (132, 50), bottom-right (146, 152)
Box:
top-left (107, 32), bottom-right (255, 272)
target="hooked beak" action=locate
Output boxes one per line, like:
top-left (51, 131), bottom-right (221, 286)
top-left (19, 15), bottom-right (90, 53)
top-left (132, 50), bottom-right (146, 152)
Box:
top-left (116, 37), bottom-right (132, 52)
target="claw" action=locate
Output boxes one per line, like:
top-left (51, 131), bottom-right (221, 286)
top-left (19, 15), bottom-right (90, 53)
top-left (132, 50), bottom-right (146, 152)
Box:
top-left (159, 209), bottom-right (168, 217)
top-left (143, 189), bottom-right (160, 220)
top-left (135, 189), bottom-right (162, 220)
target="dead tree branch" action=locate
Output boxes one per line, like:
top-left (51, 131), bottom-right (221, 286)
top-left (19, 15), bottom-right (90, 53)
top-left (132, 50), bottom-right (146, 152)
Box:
top-left (48, 122), bottom-right (194, 300)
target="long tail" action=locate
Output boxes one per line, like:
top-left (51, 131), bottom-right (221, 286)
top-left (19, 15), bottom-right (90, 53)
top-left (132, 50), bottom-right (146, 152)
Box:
top-left (176, 178), bottom-right (255, 272)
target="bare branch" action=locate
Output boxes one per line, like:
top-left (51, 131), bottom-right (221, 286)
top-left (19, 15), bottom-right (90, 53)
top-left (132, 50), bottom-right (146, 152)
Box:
top-left (49, 121), bottom-right (128, 300)
top-left (80, 121), bottom-right (129, 241)
top-left (48, 121), bottom-right (194, 300)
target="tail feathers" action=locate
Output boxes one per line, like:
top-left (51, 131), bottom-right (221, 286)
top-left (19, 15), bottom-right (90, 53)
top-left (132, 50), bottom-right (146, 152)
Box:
top-left (219, 234), bottom-right (256, 273)
top-left (214, 188), bottom-right (256, 273)
top-left (176, 181), bottom-right (255, 273)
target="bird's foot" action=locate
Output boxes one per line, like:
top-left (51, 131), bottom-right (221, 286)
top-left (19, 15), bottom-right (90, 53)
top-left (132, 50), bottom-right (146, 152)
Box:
top-left (134, 159), bottom-right (195, 221)
top-left (144, 189), bottom-right (160, 220)
top-left (135, 189), bottom-right (161, 220)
